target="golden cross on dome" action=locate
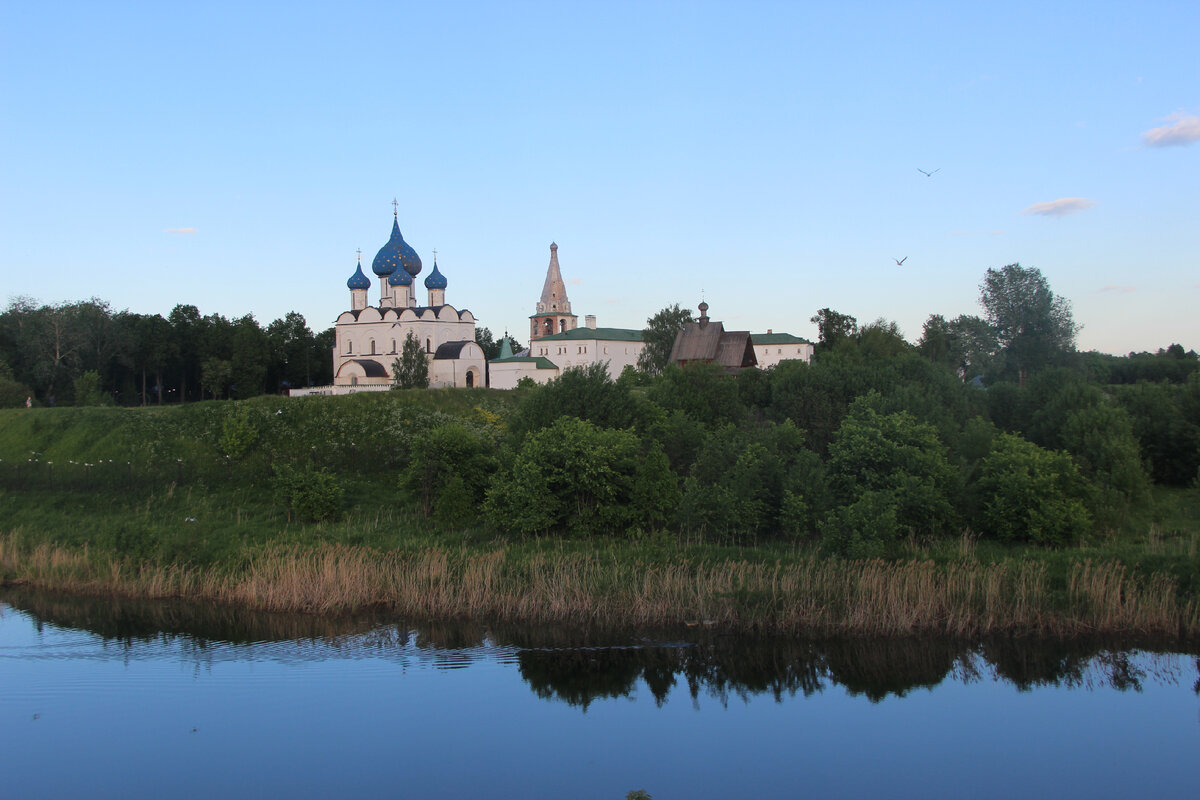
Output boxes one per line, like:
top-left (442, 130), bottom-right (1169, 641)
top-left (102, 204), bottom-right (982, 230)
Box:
top-left (356, 248), bottom-right (362, 262)
top-left (392, 198), bottom-right (399, 216)
top-left (432, 248), bottom-right (438, 262)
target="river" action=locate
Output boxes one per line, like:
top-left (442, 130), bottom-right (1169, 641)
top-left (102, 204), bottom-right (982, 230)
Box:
top-left (1, 587), bottom-right (1197, 799)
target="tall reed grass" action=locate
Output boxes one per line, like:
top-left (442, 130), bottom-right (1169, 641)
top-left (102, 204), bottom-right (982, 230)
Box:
top-left (2, 535), bottom-right (1195, 637)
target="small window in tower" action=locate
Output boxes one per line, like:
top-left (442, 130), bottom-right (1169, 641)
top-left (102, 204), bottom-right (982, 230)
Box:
top-left (371, 340), bottom-right (376, 355)
top-left (348, 341), bottom-right (353, 354)
top-left (426, 338), bottom-right (432, 353)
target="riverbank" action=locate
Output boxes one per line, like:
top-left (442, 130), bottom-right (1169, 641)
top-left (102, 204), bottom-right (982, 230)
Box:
top-left (3, 534), bottom-right (1196, 638)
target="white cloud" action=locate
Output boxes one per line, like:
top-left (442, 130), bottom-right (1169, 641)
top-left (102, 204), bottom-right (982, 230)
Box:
top-left (165, 227), bottom-right (197, 234)
top-left (1098, 285), bottom-right (1136, 294)
top-left (1021, 198), bottom-right (1096, 218)
top-left (1141, 113), bottom-right (1200, 147)
top-left (568, 277), bottom-right (582, 285)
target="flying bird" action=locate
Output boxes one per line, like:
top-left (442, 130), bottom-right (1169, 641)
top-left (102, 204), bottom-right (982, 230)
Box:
top-left (894, 256), bottom-right (907, 266)
top-left (917, 168), bottom-right (940, 177)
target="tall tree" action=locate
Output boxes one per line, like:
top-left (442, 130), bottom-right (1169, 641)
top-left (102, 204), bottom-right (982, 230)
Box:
top-left (392, 331), bottom-right (429, 389)
top-left (168, 304), bottom-right (202, 401)
top-left (637, 303), bottom-right (693, 375)
top-left (979, 264), bottom-right (1078, 384)
top-left (810, 308), bottom-right (858, 353)
top-left (267, 311), bottom-right (316, 391)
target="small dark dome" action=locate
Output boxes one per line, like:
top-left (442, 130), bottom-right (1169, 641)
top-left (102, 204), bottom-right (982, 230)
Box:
top-left (346, 263), bottom-right (371, 290)
top-left (424, 261), bottom-right (447, 290)
top-left (372, 216), bottom-right (423, 277)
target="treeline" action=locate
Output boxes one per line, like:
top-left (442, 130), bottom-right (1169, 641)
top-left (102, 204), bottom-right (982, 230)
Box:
top-left (407, 352), bottom-right (1193, 556)
top-left (401, 265), bottom-right (1199, 555)
top-left (0, 298), bottom-right (336, 406)
top-left (0, 298), bottom-right (529, 408)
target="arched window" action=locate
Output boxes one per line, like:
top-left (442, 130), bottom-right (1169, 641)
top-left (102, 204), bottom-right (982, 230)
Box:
top-left (426, 337), bottom-right (432, 353)
top-left (391, 339), bottom-right (397, 353)
top-left (559, 320), bottom-right (567, 333)
top-left (347, 341), bottom-right (353, 354)
top-left (370, 340), bottom-right (376, 355)
top-left (465, 370), bottom-right (474, 388)
top-left (544, 319), bottom-right (553, 335)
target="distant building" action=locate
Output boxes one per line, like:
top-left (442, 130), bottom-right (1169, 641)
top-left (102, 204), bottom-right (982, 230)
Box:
top-left (290, 209), bottom-right (485, 396)
top-left (751, 331), bottom-right (813, 367)
top-left (491, 244), bottom-right (644, 388)
top-left (668, 302), bottom-right (757, 372)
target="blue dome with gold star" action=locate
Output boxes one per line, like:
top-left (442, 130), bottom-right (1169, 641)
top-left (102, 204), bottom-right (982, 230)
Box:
top-left (388, 266), bottom-right (413, 286)
top-left (346, 263), bottom-right (371, 290)
top-left (372, 215), bottom-right (423, 278)
top-left (424, 261), bottom-right (447, 290)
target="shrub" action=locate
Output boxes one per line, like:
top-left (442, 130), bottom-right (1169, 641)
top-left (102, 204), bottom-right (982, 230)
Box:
top-left (273, 465), bottom-right (345, 522)
top-left (825, 398), bottom-right (959, 538)
top-left (975, 433), bottom-right (1091, 546)
top-left (485, 417), bottom-right (677, 536)
top-left (401, 422), bottom-right (496, 525)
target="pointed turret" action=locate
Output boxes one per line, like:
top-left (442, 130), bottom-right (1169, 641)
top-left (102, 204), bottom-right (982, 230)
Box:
top-left (529, 242), bottom-right (578, 340)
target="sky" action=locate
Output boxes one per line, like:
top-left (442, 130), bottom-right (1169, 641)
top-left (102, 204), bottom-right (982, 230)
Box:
top-left (2, 0), bottom-right (1197, 354)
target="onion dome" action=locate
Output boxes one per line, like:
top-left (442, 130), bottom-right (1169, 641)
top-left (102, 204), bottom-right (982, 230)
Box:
top-left (424, 260), bottom-right (447, 290)
top-left (346, 262), bottom-right (371, 290)
top-left (388, 266), bottom-right (413, 286)
top-left (372, 215), bottom-right (422, 277)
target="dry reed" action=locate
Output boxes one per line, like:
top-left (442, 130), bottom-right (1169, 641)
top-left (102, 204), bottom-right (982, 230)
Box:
top-left (1, 535), bottom-right (1195, 638)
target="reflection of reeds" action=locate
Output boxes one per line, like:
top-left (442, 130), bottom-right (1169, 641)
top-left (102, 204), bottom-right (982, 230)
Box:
top-left (1, 536), bottom-right (1196, 637)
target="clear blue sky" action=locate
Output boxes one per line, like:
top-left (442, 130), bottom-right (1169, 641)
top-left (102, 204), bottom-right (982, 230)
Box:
top-left (2, 1), bottom-right (1197, 354)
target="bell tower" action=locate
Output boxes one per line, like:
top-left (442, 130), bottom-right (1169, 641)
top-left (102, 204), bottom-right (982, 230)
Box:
top-left (529, 242), bottom-right (578, 341)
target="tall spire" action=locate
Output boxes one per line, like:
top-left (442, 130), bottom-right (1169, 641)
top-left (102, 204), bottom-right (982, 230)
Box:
top-left (537, 242), bottom-right (571, 314)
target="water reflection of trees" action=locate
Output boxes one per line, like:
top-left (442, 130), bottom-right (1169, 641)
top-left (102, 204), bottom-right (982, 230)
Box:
top-left (3, 587), bottom-right (1194, 706)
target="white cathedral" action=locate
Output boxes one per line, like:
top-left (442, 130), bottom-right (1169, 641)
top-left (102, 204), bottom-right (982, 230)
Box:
top-left (326, 210), bottom-right (486, 391)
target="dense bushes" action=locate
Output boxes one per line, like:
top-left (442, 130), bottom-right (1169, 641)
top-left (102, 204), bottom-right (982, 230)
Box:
top-left (4, 333), bottom-right (1188, 555)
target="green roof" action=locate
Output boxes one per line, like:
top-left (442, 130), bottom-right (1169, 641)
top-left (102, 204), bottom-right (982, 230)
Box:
top-left (489, 356), bottom-right (559, 370)
top-left (752, 332), bottom-right (812, 345)
top-left (536, 327), bottom-right (643, 342)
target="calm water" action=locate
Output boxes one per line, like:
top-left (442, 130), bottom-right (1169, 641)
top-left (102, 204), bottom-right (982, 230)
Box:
top-left (1, 588), bottom-right (1198, 799)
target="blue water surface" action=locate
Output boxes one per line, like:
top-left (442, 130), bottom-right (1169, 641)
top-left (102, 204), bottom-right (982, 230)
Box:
top-left (1, 597), bottom-right (1197, 800)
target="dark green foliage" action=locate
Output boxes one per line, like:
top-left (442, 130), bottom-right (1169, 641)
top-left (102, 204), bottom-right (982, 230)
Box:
top-left (506, 363), bottom-right (645, 441)
top-left (0, 376), bottom-right (34, 408)
top-left (975, 434), bottom-right (1091, 545)
top-left (810, 308), bottom-right (858, 352)
top-left (1090, 344), bottom-right (1200, 385)
top-left (1115, 378), bottom-right (1200, 486)
top-left (637, 303), bottom-right (693, 375)
top-left (392, 331), bottom-right (430, 389)
top-left (823, 398), bottom-right (959, 549)
top-left (402, 422), bottom-right (497, 525)
top-left (819, 490), bottom-right (899, 558)
top-left (979, 263), bottom-right (1078, 383)
top-left (485, 417), bottom-right (678, 536)
top-left (272, 465), bottom-right (346, 522)
top-left (679, 421), bottom-right (826, 542)
top-left (646, 363), bottom-right (746, 428)
top-left (73, 370), bottom-right (108, 406)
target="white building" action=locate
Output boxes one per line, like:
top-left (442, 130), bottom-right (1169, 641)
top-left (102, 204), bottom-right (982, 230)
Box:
top-left (290, 210), bottom-right (486, 396)
top-left (490, 244), bottom-right (644, 388)
top-left (751, 331), bottom-right (814, 368)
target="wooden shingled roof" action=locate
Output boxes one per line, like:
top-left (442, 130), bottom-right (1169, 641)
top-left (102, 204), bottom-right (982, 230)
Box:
top-left (668, 307), bottom-right (758, 371)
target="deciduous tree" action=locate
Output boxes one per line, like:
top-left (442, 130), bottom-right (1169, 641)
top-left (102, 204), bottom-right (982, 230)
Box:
top-left (637, 304), bottom-right (693, 375)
